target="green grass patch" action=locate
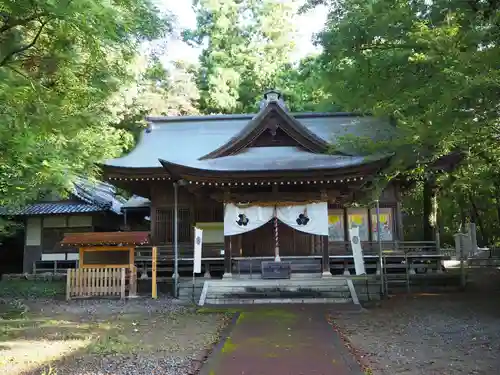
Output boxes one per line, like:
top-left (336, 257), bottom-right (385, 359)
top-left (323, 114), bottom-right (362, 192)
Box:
top-left (221, 336), bottom-right (238, 354)
top-left (0, 299), bottom-right (28, 320)
top-left (197, 307), bottom-right (242, 314)
top-left (0, 280), bottom-right (65, 299)
top-left (88, 334), bottom-right (135, 355)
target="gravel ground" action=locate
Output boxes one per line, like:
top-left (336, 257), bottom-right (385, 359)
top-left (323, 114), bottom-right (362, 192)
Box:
top-left (332, 268), bottom-right (500, 375)
top-left (23, 295), bottom-right (189, 316)
top-left (1, 297), bottom-right (227, 375)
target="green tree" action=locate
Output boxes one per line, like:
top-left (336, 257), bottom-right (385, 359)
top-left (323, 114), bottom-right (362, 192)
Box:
top-left (185, 0), bottom-right (300, 114)
top-left (278, 55), bottom-right (341, 112)
top-left (112, 57), bottom-right (200, 145)
top-left (0, 0), bottom-right (171, 207)
top-left (307, 0), bottom-right (500, 242)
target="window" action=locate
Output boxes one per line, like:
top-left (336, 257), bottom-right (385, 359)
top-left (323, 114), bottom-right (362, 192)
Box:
top-left (155, 207), bottom-right (192, 244)
top-left (328, 210), bottom-right (345, 241)
top-left (347, 208), bottom-right (369, 241)
top-left (371, 207), bottom-right (394, 241)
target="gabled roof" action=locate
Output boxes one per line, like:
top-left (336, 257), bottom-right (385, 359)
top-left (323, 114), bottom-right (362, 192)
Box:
top-left (199, 102), bottom-right (330, 159)
top-left (103, 110), bottom-right (394, 171)
top-left (0, 178), bottom-right (126, 217)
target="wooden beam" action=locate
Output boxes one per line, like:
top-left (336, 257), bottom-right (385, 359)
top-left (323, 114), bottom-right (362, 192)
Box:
top-left (210, 190), bottom-right (342, 203)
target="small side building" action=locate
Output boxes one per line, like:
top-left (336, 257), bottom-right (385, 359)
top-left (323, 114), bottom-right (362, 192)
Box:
top-left (1, 178), bottom-right (126, 273)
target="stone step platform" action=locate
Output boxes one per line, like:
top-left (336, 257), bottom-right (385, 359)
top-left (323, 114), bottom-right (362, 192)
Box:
top-left (199, 277), bottom-right (358, 306)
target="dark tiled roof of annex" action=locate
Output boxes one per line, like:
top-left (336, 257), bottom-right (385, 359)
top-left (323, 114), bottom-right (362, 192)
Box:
top-left (0, 177), bottom-right (126, 217)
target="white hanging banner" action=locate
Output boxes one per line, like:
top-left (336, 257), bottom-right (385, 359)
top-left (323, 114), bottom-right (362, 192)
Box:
top-left (224, 203), bottom-right (274, 236)
top-left (349, 227), bottom-right (366, 275)
top-left (193, 227), bottom-right (203, 274)
top-left (276, 202), bottom-right (328, 236)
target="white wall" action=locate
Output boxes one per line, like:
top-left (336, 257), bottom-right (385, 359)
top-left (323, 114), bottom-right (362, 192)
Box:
top-left (25, 217), bottom-right (42, 246)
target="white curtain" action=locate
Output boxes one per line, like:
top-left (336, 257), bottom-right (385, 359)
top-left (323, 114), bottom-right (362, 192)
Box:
top-left (224, 203), bottom-right (274, 236)
top-left (276, 202), bottom-right (328, 236)
top-left (224, 202), bottom-right (329, 237)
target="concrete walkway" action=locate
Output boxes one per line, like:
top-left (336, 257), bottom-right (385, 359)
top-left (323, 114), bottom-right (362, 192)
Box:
top-left (201, 305), bottom-right (364, 375)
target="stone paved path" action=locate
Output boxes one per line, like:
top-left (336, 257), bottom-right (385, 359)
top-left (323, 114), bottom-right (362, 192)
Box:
top-left (201, 305), bottom-right (364, 375)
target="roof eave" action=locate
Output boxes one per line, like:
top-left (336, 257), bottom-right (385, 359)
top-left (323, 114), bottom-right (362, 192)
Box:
top-left (159, 156), bottom-right (391, 183)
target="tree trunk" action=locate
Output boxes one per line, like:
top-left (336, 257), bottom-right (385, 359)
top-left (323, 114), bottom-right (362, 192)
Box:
top-left (494, 183), bottom-right (500, 225)
top-left (469, 193), bottom-right (489, 246)
top-left (423, 177), bottom-right (438, 241)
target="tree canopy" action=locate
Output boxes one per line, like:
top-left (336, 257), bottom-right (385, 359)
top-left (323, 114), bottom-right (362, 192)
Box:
top-left (310, 0), bottom-right (500, 243)
top-left (0, 0), bottom-right (172, 207)
top-left (184, 0), bottom-right (301, 114)
top-left (2, 0), bottom-right (499, 245)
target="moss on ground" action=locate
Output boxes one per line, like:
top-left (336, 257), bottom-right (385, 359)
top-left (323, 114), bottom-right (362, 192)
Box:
top-left (0, 279), bottom-right (65, 299)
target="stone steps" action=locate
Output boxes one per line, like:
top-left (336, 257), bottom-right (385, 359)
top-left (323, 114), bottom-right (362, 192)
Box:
top-left (206, 298), bottom-right (353, 305)
top-left (200, 277), bottom-right (356, 305)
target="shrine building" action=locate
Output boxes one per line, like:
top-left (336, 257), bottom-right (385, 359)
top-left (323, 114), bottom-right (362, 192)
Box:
top-left (101, 90), bottom-right (418, 279)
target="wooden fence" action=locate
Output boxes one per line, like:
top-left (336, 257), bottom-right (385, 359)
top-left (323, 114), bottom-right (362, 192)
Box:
top-left (66, 267), bottom-right (137, 300)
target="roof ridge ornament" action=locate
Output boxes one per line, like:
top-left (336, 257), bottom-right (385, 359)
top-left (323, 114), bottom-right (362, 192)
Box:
top-left (259, 89), bottom-right (288, 112)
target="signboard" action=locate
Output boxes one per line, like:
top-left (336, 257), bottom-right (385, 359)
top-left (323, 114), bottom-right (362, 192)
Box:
top-left (349, 227), bottom-right (366, 275)
top-left (348, 209), bottom-right (369, 241)
top-left (371, 208), bottom-right (393, 241)
top-left (328, 212), bottom-right (344, 241)
top-left (261, 261), bottom-right (291, 279)
top-left (193, 227), bottom-right (203, 274)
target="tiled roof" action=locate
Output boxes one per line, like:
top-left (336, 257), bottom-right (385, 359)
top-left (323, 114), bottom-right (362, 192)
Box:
top-left (160, 146), bottom-right (390, 172)
top-left (0, 177), bottom-right (126, 217)
top-left (60, 231), bottom-right (151, 246)
top-left (1, 201), bottom-right (106, 216)
top-left (104, 112), bottom-right (394, 169)
top-left (72, 177), bottom-right (126, 214)
top-left (122, 195), bottom-right (151, 210)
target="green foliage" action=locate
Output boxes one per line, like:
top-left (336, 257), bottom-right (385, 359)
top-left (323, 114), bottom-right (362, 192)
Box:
top-left (0, 0), bottom-right (172, 208)
top-left (279, 55), bottom-right (343, 112)
top-left (0, 279), bottom-right (65, 299)
top-left (0, 298), bottom-right (28, 319)
top-left (312, 0), bottom-right (500, 243)
top-left (185, 0), bottom-right (301, 114)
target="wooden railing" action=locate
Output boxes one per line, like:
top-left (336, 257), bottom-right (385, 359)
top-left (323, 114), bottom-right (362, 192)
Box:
top-left (329, 241), bottom-right (438, 256)
top-left (65, 267), bottom-right (137, 300)
top-left (135, 243), bottom-right (224, 261)
top-left (33, 260), bottom-right (78, 274)
top-left (134, 241), bottom-right (438, 260)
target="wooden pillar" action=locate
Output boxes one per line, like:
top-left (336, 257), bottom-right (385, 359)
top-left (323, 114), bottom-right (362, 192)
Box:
top-left (152, 246), bottom-right (157, 299)
top-left (223, 235), bottom-right (232, 278)
top-left (343, 208), bottom-right (349, 253)
top-left (322, 235), bottom-right (331, 277)
top-left (129, 265), bottom-right (137, 298)
top-left (237, 234), bottom-right (243, 256)
top-left (78, 248), bottom-right (83, 269)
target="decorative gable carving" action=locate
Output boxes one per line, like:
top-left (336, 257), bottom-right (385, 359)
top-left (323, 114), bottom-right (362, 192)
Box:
top-left (199, 102), bottom-right (328, 160)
